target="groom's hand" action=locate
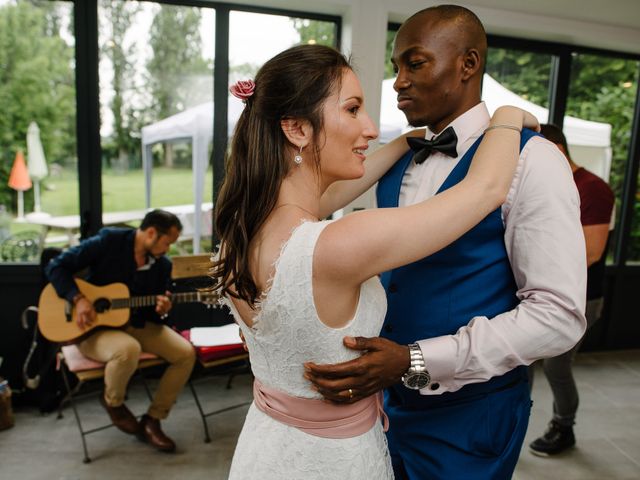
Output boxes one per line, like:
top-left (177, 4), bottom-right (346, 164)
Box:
top-left (304, 336), bottom-right (410, 404)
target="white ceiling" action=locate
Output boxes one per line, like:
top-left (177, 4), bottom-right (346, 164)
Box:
top-left (216, 0), bottom-right (640, 54)
top-left (396, 0), bottom-right (640, 54)
top-left (467, 0), bottom-right (640, 31)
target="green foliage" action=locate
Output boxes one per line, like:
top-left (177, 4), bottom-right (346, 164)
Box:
top-left (143, 4), bottom-right (211, 168)
top-left (565, 55), bottom-right (639, 260)
top-left (485, 48), bottom-right (639, 260)
top-left (291, 18), bottom-right (336, 47)
top-left (485, 48), bottom-right (552, 107)
top-left (146, 4), bottom-right (210, 121)
top-left (38, 167), bottom-right (212, 217)
top-left (0, 1), bottom-right (75, 213)
top-left (384, 30), bottom-right (396, 79)
top-left (100, 0), bottom-right (142, 165)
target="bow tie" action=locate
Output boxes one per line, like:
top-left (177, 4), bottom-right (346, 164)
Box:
top-left (406, 126), bottom-right (458, 164)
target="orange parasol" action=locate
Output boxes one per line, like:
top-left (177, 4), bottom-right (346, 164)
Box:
top-left (8, 150), bottom-right (32, 220)
top-left (8, 150), bottom-right (32, 191)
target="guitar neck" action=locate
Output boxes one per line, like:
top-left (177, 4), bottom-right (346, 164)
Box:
top-left (111, 292), bottom-right (212, 309)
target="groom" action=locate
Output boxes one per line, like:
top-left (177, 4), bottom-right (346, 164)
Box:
top-left (305, 5), bottom-right (587, 479)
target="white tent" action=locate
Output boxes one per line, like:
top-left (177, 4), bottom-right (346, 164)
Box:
top-left (143, 76), bottom-right (612, 243)
top-left (140, 97), bottom-right (245, 252)
top-left (380, 74), bottom-right (612, 181)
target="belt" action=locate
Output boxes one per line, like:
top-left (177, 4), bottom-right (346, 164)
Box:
top-left (253, 378), bottom-right (388, 439)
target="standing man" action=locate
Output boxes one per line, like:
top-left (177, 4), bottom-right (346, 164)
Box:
top-left (46, 209), bottom-right (196, 452)
top-left (305, 5), bottom-right (586, 478)
top-left (529, 124), bottom-right (615, 456)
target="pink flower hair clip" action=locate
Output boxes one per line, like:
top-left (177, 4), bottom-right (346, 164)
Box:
top-left (230, 79), bottom-right (256, 102)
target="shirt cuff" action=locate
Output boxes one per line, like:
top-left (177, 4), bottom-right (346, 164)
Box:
top-left (416, 336), bottom-right (457, 395)
top-left (65, 288), bottom-right (81, 304)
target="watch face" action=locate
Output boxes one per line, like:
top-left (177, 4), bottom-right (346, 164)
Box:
top-left (404, 372), bottom-right (430, 390)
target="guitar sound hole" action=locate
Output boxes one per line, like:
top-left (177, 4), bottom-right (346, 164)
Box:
top-left (93, 298), bottom-right (112, 313)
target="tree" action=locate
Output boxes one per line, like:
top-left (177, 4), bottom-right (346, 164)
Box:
top-left (147, 5), bottom-right (210, 119)
top-left (100, 0), bottom-right (141, 170)
top-left (0, 1), bottom-right (75, 212)
top-left (146, 5), bottom-right (210, 166)
top-left (487, 50), bottom-right (640, 260)
top-left (291, 18), bottom-right (336, 47)
top-left (485, 48), bottom-right (551, 107)
top-left (384, 30), bottom-right (396, 79)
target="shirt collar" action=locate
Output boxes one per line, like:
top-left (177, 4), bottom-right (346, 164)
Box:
top-left (137, 255), bottom-right (156, 271)
top-left (425, 102), bottom-right (490, 154)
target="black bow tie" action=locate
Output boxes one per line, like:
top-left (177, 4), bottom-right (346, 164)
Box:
top-left (406, 126), bottom-right (458, 164)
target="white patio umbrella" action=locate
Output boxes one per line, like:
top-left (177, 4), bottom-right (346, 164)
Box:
top-left (27, 121), bottom-right (48, 214)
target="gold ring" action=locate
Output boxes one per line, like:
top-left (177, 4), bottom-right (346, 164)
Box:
top-left (348, 388), bottom-right (353, 399)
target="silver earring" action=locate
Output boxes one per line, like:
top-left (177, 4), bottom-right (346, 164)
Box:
top-left (294, 145), bottom-right (303, 165)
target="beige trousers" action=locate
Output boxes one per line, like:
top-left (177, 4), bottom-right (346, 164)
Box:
top-left (77, 322), bottom-right (196, 419)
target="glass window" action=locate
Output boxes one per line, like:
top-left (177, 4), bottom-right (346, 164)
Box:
top-left (379, 26), bottom-right (409, 144)
top-left (0, 0), bottom-right (76, 263)
top-left (483, 48), bottom-right (553, 127)
top-left (485, 47), bottom-right (552, 108)
top-left (228, 11), bottom-right (336, 82)
top-left (631, 175), bottom-right (640, 264)
top-left (565, 53), bottom-right (640, 262)
top-left (98, 0), bottom-right (215, 254)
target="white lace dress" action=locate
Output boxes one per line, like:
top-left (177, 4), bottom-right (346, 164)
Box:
top-left (223, 220), bottom-right (394, 480)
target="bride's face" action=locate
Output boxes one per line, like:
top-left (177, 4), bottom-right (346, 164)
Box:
top-left (316, 69), bottom-right (378, 183)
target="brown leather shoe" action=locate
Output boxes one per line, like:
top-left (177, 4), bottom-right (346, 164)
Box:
top-left (99, 394), bottom-right (140, 435)
top-left (138, 414), bottom-right (176, 452)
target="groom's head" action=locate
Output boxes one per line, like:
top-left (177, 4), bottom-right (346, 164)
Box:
top-left (391, 5), bottom-right (487, 133)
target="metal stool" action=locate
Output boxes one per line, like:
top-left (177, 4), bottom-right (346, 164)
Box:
top-left (182, 330), bottom-right (251, 443)
top-left (57, 344), bottom-right (165, 463)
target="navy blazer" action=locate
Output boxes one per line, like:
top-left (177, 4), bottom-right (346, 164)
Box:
top-left (45, 227), bottom-right (172, 327)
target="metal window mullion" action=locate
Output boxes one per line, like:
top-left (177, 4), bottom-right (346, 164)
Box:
top-left (211, 6), bottom-right (230, 245)
top-left (615, 67), bottom-right (640, 265)
top-left (548, 48), bottom-right (572, 129)
top-left (74, 0), bottom-right (102, 238)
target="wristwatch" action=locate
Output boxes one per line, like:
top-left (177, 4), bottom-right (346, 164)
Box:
top-left (401, 343), bottom-right (431, 390)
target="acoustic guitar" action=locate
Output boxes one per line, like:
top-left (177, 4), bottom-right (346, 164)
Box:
top-left (38, 278), bottom-right (219, 343)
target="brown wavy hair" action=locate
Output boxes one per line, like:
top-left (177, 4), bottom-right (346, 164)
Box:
top-left (211, 44), bottom-right (352, 306)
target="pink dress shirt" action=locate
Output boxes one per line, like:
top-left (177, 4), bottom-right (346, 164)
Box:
top-left (397, 103), bottom-right (587, 395)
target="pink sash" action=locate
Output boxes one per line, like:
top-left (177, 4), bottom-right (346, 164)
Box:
top-left (253, 378), bottom-right (389, 439)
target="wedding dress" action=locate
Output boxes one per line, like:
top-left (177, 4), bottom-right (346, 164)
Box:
top-left (224, 220), bottom-right (393, 480)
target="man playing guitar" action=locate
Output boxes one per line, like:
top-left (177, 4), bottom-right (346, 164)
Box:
top-left (46, 209), bottom-right (195, 452)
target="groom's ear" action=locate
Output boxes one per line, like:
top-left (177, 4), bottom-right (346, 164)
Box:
top-left (280, 117), bottom-right (312, 148)
top-left (461, 48), bottom-right (481, 81)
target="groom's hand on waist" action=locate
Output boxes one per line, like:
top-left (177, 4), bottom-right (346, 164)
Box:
top-left (303, 336), bottom-right (410, 404)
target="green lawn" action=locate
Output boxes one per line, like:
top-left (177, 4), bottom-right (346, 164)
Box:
top-left (8, 166), bottom-right (213, 236)
top-left (46, 166), bottom-right (213, 215)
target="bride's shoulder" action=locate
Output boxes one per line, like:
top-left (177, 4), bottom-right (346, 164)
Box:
top-left (252, 219), bottom-right (325, 282)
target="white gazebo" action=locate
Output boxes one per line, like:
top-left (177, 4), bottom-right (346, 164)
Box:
top-left (140, 97), bottom-right (245, 252)
top-left (380, 74), bottom-right (612, 181)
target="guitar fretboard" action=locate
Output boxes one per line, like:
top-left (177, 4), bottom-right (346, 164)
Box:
top-left (109, 291), bottom-right (217, 309)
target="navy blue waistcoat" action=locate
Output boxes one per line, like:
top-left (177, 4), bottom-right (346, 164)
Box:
top-left (376, 129), bottom-right (539, 403)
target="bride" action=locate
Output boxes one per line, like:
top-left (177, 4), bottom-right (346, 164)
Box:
top-left (211, 44), bottom-right (537, 479)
